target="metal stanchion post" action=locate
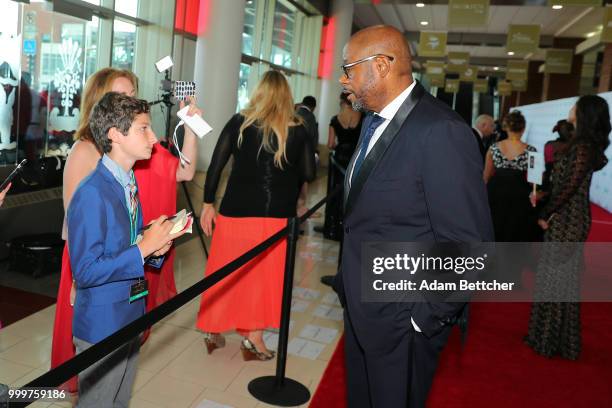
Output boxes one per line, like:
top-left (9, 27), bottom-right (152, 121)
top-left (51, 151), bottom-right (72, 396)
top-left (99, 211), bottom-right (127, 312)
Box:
top-left (248, 217), bottom-right (310, 406)
top-left (322, 150), bottom-right (336, 237)
top-left (0, 383), bottom-right (8, 408)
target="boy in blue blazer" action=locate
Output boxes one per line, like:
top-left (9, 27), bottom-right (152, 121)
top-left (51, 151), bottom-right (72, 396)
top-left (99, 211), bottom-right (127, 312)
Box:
top-left (67, 92), bottom-right (185, 407)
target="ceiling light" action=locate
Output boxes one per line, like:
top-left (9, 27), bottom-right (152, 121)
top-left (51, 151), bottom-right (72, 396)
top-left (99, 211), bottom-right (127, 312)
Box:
top-left (420, 21), bottom-right (429, 26)
top-left (493, 66), bottom-right (499, 71)
top-left (507, 51), bottom-right (514, 56)
top-left (416, 2), bottom-right (425, 7)
top-left (552, 4), bottom-right (563, 9)
top-left (586, 32), bottom-right (596, 38)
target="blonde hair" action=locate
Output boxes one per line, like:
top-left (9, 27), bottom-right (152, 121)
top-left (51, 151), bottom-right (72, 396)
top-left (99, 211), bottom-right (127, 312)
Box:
top-left (74, 68), bottom-right (139, 145)
top-left (239, 70), bottom-right (300, 169)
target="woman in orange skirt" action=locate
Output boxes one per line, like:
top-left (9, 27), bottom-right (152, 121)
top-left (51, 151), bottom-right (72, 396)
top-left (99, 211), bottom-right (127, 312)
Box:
top-left (50, 68), bottom-right (200, 391)
top-left (198, 70), bottom-right (316, 360)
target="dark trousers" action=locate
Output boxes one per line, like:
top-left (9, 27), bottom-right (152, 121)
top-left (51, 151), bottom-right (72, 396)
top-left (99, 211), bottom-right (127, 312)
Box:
top-left (344, 311), bottom-right (452, 408)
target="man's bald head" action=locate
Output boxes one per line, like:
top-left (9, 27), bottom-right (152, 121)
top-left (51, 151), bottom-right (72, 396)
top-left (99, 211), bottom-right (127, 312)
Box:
top-left (347, 25), bottom-right (412, 76)
top-left (340, 25), bottom-right (413, 113)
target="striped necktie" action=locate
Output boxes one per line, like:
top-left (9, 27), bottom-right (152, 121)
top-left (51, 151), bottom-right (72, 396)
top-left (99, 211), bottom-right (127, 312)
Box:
top-left (128, 172), bottom-right (139, 244)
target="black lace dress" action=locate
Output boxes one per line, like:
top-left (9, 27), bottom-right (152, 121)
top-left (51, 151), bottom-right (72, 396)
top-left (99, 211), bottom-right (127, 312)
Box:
top-left (524, 142), bottom-right (597, 360)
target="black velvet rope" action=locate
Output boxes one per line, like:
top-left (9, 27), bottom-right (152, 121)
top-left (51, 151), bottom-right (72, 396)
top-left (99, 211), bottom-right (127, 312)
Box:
top-left (12, 188), bottom-right (338, 407)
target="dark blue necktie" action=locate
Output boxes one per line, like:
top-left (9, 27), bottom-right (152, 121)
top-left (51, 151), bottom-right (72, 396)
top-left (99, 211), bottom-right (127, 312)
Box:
top-left (351, 114), bottom-right (385, 185)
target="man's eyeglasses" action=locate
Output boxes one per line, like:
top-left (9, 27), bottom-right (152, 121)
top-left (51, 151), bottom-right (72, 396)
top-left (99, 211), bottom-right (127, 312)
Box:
top-left (341, 54), bottom-right (395, 78)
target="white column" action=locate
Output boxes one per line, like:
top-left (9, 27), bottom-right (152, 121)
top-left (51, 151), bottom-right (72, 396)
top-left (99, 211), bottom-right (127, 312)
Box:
top-left (317, 0), bottom-right (354, 146)
top-left (194, 0), bottom-right (246, 170)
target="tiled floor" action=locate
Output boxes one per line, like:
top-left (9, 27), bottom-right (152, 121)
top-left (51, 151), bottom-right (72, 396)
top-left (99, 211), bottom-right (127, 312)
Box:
top-left (0, 173), bottom-right (343, 408)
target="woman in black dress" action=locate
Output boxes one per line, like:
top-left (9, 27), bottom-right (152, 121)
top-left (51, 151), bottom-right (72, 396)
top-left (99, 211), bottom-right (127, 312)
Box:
top-left (484, 110), bottom-right (536, 242)
top-left (525, 95), bottom-right (610, 360)
top-left (484, 111), bottom-right (536, 285)
top-left (322, 93), bottom-right (362, 240)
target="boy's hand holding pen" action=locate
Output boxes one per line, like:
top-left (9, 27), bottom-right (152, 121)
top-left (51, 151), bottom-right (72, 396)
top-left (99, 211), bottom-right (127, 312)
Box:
top-left (137, 211), bottom-right (192, 258)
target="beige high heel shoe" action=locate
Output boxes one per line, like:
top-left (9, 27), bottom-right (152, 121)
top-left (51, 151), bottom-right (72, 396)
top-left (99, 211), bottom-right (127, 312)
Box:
top-left (240, 338), bottom-right (275, 361)
top-left (203, 333), bottom-right (225, 354)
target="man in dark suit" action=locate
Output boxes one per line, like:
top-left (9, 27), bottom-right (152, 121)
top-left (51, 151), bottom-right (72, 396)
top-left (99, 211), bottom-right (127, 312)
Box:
top-left (335, 26), bottom-right (493, 407)
top-left (472, 114), bottom-right (496, 160)
top-left (296, 96), bottom-right (319, 217)
top-left (296, 95), bottom-right (319, 152)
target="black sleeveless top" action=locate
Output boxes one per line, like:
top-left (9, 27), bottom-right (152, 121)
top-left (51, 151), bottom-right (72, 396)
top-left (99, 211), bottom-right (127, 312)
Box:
top-left (330, 115), bottom-right (361, 166)
top-left (204, 113), bottom-right (316, 218)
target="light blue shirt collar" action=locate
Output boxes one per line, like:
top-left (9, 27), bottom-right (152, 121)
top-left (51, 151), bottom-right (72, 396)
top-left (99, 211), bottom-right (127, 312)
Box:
top-left (101, 154), bottom-right (133, 190)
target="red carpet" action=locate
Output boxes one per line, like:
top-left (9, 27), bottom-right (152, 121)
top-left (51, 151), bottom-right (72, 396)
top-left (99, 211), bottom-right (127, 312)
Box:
top-left (310, 302), bottom-right (612, 407)
top-left (310, 204), bottom-right (612, 407)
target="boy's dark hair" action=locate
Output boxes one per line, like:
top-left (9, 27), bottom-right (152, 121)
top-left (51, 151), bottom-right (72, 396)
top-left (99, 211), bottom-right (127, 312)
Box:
top-left (89, 92), bottom-right (150, 153)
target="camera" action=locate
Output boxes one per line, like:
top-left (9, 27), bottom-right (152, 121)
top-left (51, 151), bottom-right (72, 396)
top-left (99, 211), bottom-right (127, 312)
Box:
top-left (154, 56), bottom-right (196, 101)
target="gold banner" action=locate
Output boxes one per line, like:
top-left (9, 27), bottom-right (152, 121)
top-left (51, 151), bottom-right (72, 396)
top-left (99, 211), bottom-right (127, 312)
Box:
top-left (460, 65), bottom-right (478, 82)
top-left (419, 31), bottom-right (448, 57)
top-left (426, 60), bottom-right (446, 78)
top-left (603, 7), bottom-right (612, 43)
top-left (445, 79), bottom-right (460, 93)
top-left (546, 0), bottom-right (602, 6)
top-left (506, 25), bottom-right (540, 54)
top-left (448, 0), bottom-right (490, 27)
top-left (506, 60), bottom-right (529, 81)
top-left (511, 79), bottom-right (528, 92)
top-left (498, 81), bottom-right (512, 96)
top-left (447, 52), bottom-right (470, 73)
top-left (545, 49), bottom-right (573, 74)
top-left (430, 76), bottom-right (446, 88)
top-left (474, 78), bottom-right (488, 93)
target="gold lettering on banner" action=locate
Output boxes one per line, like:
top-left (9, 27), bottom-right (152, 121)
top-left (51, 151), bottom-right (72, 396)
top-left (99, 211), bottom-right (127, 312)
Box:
top-left (419, 31), bottom-right (448, 57)
top-left (445, 79), bottom-right (460, 93)
top-left (498, 81), bottom-right (512, 96)
top-left (545, 49), bottom-right (573, 74)
top-left (448, 0), bottom-right (490, 27)
top-left (447, 51), bottom-right (470, 73)
top-left (506, 25), bottom-right (540, 54)
top-left (474, 78), bottom-right (488, 93)
top-left (460, 65), bottom-right (478, 82)
top-left (506, 60), bottom-right (529, 81)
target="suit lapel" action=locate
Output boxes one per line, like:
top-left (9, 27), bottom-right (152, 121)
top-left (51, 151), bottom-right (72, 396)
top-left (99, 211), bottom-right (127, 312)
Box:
top-left (344, 114), bottom-right (373, 206)
top-left (344, 82), bottom-right (426, 218)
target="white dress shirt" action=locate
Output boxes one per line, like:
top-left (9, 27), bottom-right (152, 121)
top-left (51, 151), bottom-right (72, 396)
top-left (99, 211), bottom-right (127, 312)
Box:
top-left (347, 81), bottom-right (422, 333)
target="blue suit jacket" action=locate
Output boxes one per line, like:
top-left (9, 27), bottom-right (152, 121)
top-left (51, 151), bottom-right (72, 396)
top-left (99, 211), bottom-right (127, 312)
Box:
top-left (67, 161), bottom-right (146, 344)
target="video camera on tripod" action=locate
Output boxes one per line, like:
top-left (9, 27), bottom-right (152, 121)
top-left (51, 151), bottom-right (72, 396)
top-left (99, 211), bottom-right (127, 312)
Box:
top-left (150, 56), bottom-right (196, 108)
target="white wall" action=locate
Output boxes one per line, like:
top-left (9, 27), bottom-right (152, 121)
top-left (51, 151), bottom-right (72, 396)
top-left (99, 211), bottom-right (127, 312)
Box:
top-left (516, 92), bottom-right (612, 212)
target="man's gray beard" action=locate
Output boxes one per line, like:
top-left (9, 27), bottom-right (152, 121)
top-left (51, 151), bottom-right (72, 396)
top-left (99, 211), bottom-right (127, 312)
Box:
top-left (351, 99), bottom-right (366, 112)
